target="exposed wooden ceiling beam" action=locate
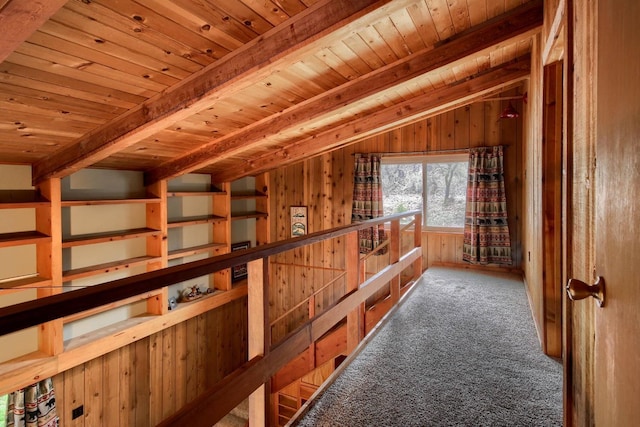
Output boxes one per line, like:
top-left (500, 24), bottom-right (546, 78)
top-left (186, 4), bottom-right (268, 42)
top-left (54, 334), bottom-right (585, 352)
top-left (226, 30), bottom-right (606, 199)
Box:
top-left (31, 0), bottom-right (418, 184)
top-left (211, 55), bottom-right (531, 182)
top-left (145, 0), bottom-right (542, 184)
top-left (0, 0), bottom-right (67, 63)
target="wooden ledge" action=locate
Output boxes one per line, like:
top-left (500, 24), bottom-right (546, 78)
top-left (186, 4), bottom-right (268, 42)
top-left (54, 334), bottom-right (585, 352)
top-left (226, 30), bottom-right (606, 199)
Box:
top-left (167, 190), bottom-right (226, 197)
top-left (230, 191), bottom-right (267, 200)
top-left (61, 228), bottom-right (161, 248)
top-left (0, 231), bottom-right (51, 248)
top-left (62, 255), bottom-right (162, 282)
top-left (60, 197), bottom-right (161, 206)
top-left (230, 212), bottom-right (268, 221)
top-left (0, 275), bottom-right (52, 294)
top-left (0, 190), bottom-right (50, 209)
top-left (168, 243), bottom-right (228, 260)
top-left (167, 215), bottom-right (227, 228)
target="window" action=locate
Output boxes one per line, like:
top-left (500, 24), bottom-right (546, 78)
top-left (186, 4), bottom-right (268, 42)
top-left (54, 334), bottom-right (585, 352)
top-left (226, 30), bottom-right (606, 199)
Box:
top-left (381, 154), bottom-right (468, 230)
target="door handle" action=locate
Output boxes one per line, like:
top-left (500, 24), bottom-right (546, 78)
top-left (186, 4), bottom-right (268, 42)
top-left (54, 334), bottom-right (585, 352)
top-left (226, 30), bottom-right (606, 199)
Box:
top-left (566, 276), bottom-right (605, 307)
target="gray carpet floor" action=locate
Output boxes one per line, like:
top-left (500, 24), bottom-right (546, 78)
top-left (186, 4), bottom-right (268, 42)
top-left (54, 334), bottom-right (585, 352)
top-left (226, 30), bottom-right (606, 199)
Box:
top-left (293, 267), bottom-right (563, 426)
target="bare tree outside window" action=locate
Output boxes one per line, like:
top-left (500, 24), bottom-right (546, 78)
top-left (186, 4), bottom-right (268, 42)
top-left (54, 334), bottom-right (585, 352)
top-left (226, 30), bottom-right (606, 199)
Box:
top-left (381, 163), bottom-right (422, 222)
top-left (381, 156), bottom-right (468, 229)
top-left (426, 161), bottom-right (467, 228)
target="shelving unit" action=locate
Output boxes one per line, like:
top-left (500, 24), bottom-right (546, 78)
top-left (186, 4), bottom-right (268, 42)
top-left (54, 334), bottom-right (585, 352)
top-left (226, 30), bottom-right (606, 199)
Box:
top-left (59, 197), bottom-right (164, 288)
top-left (0, 190), bottom-right (53, 295)
top-left (0, 191), bottom-right (52, 291)
top-left (0, 167), bottom-right (270, 376)
top-left (54, 172), bottom-right (169, 337)
top-left (230, 190), bottom-right (268, 220)
top-left (167, 179), bottom-right (231, 291)
top-left (230, 173), bottom-right (270, 247)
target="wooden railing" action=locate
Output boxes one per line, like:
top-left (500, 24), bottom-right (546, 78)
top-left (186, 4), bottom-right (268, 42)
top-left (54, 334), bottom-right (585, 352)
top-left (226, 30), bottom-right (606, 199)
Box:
top-left (0, 210), bottom-right (422, 426)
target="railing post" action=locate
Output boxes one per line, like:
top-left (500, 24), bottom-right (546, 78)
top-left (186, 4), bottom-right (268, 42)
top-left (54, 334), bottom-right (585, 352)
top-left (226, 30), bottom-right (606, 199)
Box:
top-left (346, 231), bottom-right (363, 352)
top-left (248, 257), bottom-right (270, 427)
top-left (308, 295), bottom-right (316, 370)
top-left (414, 213), bottom-right (423, 278)
top-left (390, 219), bottom-right (401, 304)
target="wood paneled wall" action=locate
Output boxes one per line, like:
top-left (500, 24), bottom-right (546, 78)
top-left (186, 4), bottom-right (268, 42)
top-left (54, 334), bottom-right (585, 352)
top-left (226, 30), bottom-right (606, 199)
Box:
top-left (523, 31), bottom-right (544, 341)
top-left (52, 297), bottom-right (247, 427)
top-left (270, 88), bottom-right (525, 335)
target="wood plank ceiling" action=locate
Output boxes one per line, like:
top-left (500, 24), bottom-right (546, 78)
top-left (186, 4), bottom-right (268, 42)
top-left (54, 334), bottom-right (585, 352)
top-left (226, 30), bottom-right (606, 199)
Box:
top-left (0, 0), bottom-right (541, 184)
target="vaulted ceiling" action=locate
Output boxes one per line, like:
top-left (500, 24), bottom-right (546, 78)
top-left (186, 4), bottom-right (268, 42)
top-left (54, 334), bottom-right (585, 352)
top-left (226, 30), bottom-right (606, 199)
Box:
top-left (0, 0), bottom-right (541, 185)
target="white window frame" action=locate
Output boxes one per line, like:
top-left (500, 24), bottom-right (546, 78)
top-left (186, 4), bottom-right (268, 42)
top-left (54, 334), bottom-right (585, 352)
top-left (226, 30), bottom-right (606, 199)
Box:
top-left (381, 153), bottom-right (468, 233)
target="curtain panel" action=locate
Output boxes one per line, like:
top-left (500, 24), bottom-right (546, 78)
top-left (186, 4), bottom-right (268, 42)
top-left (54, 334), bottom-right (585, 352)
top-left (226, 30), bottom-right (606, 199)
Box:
top-left (1, 378), bottom-right (58, 427)
top-left (351, 154), bottom-right (385, 254)
top-left (463, 146), bottom-right (512, 265)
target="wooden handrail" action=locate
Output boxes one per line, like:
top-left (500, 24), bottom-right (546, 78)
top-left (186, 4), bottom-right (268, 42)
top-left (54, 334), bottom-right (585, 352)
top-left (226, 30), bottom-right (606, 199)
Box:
top-left (0, 210), bottom-right (420, 336)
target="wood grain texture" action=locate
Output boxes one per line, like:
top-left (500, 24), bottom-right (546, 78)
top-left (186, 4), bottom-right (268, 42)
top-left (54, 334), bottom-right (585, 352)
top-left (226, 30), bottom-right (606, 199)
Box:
top-left (146, 1), bottom-right (542, 182)
top-left (31, 0), bottom-right (396, 183)
top-left (49, 299), bottom-right (248, 427)
top-left (565, 0), bottom-right (596, 424)
top-left (0, 0), bottom-right (67, 63)
top-left (594, 0), bottom-right (640, 424)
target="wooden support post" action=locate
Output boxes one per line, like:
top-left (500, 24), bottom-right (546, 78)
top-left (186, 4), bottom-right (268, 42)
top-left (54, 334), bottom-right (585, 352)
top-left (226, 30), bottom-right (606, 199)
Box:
top-left (346, 231), bottom-right (362, 353)
top-left (255, 173), bottom-right (270, 247)
top-left (390, 219), bottom-right (401, 304)
top-left (212, 181), bottom-right (231, 291)
top-left (36, 178), bottom-right (63, 356)
top-left (146, 180), bottom-right (168, 315)
top-left (248, 258), bottom-right (270, 426)
top-left (413, 213), bottom-right (423, 278)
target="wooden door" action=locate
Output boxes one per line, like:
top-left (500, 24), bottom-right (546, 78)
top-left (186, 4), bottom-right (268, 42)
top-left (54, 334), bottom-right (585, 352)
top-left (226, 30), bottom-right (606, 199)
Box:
top-left (592, 0), bottom-right (640, 424)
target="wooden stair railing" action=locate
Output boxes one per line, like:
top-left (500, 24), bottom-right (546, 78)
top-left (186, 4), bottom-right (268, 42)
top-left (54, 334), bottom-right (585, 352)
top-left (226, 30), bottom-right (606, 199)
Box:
top-left (0, 210), bottom-right (422, 427)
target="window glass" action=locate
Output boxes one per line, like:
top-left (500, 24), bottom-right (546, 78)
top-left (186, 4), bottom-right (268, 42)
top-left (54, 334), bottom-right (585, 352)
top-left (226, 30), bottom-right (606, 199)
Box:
top-left (425, 160), bottom-right (468, 228)
top-left (380, 162), bottom-right (423, 222)
top-left (381, 155), bottom-right (468, 230)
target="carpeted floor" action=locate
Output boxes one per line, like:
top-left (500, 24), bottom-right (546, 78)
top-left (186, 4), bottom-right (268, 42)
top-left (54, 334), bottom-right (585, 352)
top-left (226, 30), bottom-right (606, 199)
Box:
top-left (293, 267), bottom-right (563, 427)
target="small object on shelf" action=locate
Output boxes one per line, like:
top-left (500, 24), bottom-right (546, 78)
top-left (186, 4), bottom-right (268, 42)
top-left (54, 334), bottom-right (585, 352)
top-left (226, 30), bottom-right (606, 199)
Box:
top-left (231, 241), bottom-right (251, 282)
top-left (179, 285), bottom-right (214, 302)
top-left (168, 296), bottom-right (178, 310)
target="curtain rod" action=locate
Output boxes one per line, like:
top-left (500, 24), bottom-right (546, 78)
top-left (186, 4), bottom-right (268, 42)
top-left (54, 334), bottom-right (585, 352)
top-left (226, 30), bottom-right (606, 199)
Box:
top-left (352, 148), bottom-right (469, 156)
top-left (352, 146), bottom-right (506, 157)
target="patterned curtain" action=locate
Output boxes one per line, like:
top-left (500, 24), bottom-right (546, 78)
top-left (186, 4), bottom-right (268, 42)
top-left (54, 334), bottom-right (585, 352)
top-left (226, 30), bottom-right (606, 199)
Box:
top-left (463, 146), bottom-right (512, 265)
top-left (1, 378), bottom-right (58, 427)
top-left (351, 154), bottom-right (385, 254)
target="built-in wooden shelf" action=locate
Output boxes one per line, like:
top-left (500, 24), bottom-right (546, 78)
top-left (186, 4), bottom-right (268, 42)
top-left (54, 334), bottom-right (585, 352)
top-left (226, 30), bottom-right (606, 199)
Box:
top-left (0, 275), bottom-right (52, 294)
top-left (0, 190), bottom-right (50, 209)
top-left (0, 231), bottom-right (51, 248)
top-left (61, 197), bottom-right (160, 206)
top-left (168, 243), bottom-right (227, 260)
top-left (167, 190), bottom-right (227, 197)
top-left (231, 191), bottom-right (267, 200)
top-left (63, 288), bottom-right (165, 323)
top-left (231, 212), bottom-right (268, 221)
top-left (62, 255), bottom-right (161, 282)
top-left (167, 215), bottom-right (227, 228)
top-left (61, 228), bottom-right (161, 248)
